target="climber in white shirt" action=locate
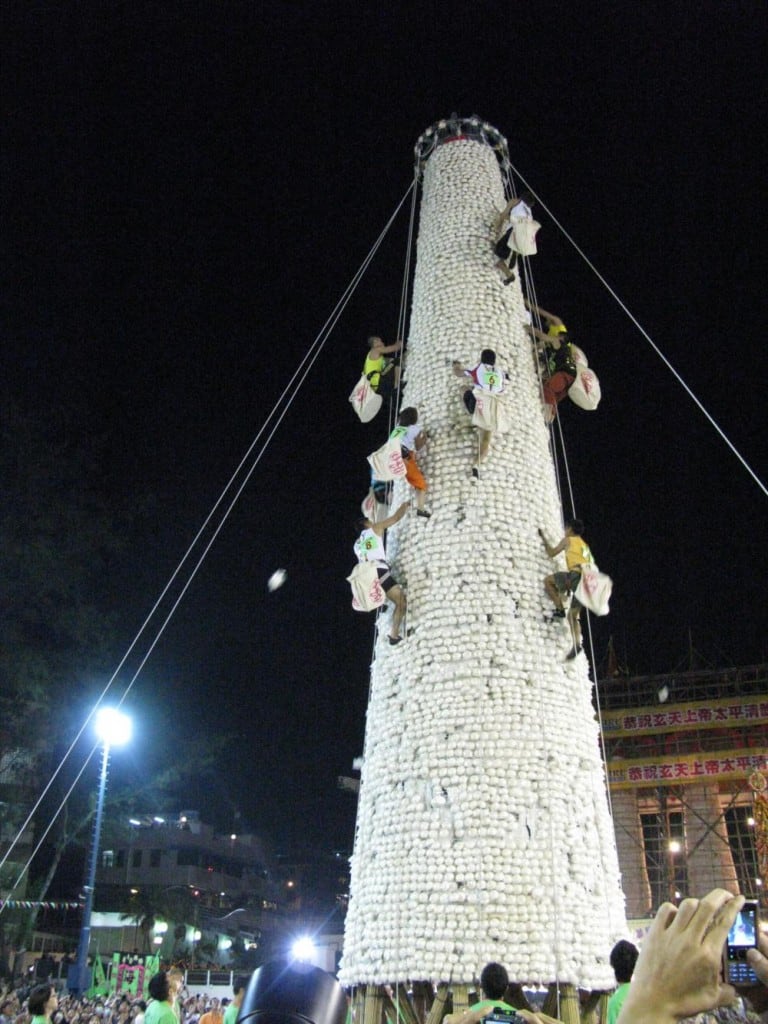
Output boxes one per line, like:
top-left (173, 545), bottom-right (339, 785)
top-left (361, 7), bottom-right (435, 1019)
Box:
top-left (493, 191), bottom-right (535, 284)
top-left (452, 349), bottom-right (508, 476)
top-left (355, 501), bottom-right (409, 644)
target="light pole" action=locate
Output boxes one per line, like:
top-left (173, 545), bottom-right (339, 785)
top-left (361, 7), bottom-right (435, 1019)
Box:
top-left (71, 707), bottom-right (132, 994)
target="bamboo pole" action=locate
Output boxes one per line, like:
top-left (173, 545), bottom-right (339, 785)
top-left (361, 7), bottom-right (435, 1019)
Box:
top-left (351, 988), bottom-right (366, 1024)
top-left (594, 993), bottom-right (609, 1024)
top-left (578, 990), bottom-right (607, 1023)
top-left (542, 983), bottom-right (580, 1023)
top-left (425, 984), bottom-right (450, 1024)
top-left (507, 985), bottom-right (533, 1013)
top-left (542, 985), bottom-right (558, 1018)
top-left (383, 985), bottom-right (420, 1024)
top-left (360, 985), bottom-right (386, 1024)
top-left (449, 985), bottom-right (470, 1018)
top-left (411, 981), bottom-right (435, 1024)
top-left (556, 985), bottom-right (580, 1024)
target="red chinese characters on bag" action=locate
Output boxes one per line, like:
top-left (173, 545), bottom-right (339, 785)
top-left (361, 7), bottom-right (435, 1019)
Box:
top-left (387, 448), bottom-right (405, 476)
top-left (568, 365), bottom-right (602, 410)
top-left (575, 566), bottom-right (612, 616)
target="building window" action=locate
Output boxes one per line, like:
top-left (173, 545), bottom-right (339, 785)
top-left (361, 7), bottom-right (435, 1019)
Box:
top-left (150, 849), bottom-right (161, 867)
top-left (115, 850), bottom-right (126, 868)
top-left (102, 850), bottom-right (114, 868)
top-left (132, 850), bottom-right (142, 868)
top-left (640, 807), bottom-right (688, 910)
top-left (725, 805), bottom-right (760, 898)
top-left (177, 849), bottom-right (200, 867)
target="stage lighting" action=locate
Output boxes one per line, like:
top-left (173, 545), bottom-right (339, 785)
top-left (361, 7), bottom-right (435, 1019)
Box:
top-left (239, 959), bottom-right (346, 1024)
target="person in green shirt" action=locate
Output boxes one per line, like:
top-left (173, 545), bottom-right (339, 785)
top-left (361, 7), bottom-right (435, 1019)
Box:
top-left (28, 984), bottom-right (57, 1024)
top-left (469, 962), bottom-right (517, 1015)
top-left (443, 962), bottom-right (517, 1024)
top-left (145, 972), bottom-right (178, 1024)
top-left (607, 939), bottom-right (639, 1024)
top-left (222, 978), bottom-right (247, 1024)
top-left (167, 967), bottom-right (184, 1022)
top-left (441, 962), bottom-right (559, 1023)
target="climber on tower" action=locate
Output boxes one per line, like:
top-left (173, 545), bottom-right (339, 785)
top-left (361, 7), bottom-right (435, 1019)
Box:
top-left (389, 407), bottom-right (431, 518)
top-left (493, 191), bottom-right (537, 285)
top-left (355, 502), bottom-right (409, 645)
top-left (539, 519), bottom-right (594, 660)
top-left (453, 349), bottom-right (508, 477)
top-left (363, 335), bottom-right (403, 400)
top-left (370, 470), bottom-right (393, 508)
top-left (524, 300), bottom-right (577, 419)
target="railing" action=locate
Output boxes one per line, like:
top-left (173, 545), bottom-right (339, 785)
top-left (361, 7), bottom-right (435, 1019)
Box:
top-left (597, 663), bottom-right (768, 710)
top-left (183, 970), bottom-right (235, 994)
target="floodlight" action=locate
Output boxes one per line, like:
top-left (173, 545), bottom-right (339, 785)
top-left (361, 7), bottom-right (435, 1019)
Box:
top-left (291, 937), bottom-right (315, 962)
top-left (95, 707), bottom-right (132, 746)
top-left (239, 959), bottom-right (346, 1024)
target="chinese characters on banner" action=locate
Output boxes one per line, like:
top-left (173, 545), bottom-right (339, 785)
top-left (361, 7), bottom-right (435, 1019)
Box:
top-left (608, 752), bottom-right (767, 789)
top-left (602, 697), bottom-right (768, 736)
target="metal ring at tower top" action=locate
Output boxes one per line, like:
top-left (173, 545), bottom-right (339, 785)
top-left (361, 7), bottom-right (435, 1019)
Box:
top-left (414, 115), bottom-right (510, 176)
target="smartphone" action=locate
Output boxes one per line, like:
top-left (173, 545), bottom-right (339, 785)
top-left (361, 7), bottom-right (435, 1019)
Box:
top-left (483, 1012), bottom-right (525, 1024)
top-left (723, 900), bottom-right (759, 984)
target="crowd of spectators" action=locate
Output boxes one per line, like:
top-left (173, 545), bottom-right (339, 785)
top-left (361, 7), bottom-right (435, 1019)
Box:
top-left (0, 986), bottom-right (233, 1024)
top-left (2, 890), bottom-right (767, 1024)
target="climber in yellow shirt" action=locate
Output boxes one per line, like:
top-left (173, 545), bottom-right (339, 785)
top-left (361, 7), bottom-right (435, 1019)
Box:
top-left (539, 519), bottom-right (594, 660)
top-left (363, 335), bottom-right (403, 398)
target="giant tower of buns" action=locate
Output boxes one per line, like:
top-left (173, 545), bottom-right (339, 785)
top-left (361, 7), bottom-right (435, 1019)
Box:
top-left (340, 119), bottom-right (626, 997)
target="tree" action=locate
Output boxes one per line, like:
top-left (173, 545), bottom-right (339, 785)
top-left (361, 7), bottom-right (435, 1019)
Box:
top-left (0, 398), bottom-right (233, 950)
top-left (120, 885), bottom-right (197, 953)
top-left (0, 399), bottom-right (138, 950)
top-left (0, 398), bottom-right (194, 940)
top-left (0, 399), bottom-right (130, 779)
top-left (0, 400), bottom-right (129, 706)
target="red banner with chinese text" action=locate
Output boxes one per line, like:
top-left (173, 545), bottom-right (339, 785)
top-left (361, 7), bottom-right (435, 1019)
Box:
top-left (607, 750), bottom-right (767, 789)
top-left (602, 697), bottom-right (768, 736)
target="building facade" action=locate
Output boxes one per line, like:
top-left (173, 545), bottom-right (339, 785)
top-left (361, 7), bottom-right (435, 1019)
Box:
top-left (96, 810), bottom-right (283, 961)
top-left (598, 662), bottom-right (767, 923)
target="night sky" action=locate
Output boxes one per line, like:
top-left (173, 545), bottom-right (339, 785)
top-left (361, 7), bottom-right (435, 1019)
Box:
top-left (3, 3), bottom-right (767, 854)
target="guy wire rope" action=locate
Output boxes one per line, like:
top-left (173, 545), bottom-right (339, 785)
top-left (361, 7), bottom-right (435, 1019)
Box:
top-left (507, 161), bottom-right (767, 500)
top-left (1, 180), bottom-right (416, 874)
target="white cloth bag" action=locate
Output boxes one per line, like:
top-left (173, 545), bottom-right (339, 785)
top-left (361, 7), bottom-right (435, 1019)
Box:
top-left (511, 218), bottom-right (541, 256)
top-left (367, 437), bottom-right (407, 480)
top-left (471, 390), bottom-right (512, 434)
top-left (575, 566), bottom-right (613, 616)
top-left (571, 344), bottom-right (588, 368)
top-left (568, 365), bottom-right (602, 410)
top-left (347, 562), bottom-right (387, 611)
top-left (360, 489), bottom-right (389, 524)
top-left (349, 374), bottom-right (383, 423)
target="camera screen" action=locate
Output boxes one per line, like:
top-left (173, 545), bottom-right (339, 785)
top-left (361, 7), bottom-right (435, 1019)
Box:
top-left (728, 905), bottom-right (757, 948)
